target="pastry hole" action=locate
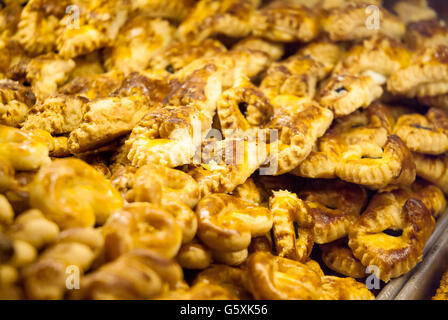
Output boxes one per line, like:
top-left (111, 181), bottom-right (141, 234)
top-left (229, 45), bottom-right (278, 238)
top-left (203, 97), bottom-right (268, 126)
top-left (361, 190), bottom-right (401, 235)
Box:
top-left (361, 156), bottom-right (382, 159)
top-left (293, 221), bottom-right (299, 239)
top-left (411, 124), bottom-right (435, 131)
top-left (238, 102), bottom-right (248, 116)
top-left (165, 65), bottom-right (175, 74)
top-left (334, 86), bottom-right (347, 94)
top-left (383, 229), bottom-right (403, 237)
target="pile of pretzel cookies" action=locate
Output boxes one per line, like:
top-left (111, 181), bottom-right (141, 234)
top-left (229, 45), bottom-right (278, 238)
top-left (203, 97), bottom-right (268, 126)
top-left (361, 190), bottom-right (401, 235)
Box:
top-left (1, 0), bottom-right (448, 300)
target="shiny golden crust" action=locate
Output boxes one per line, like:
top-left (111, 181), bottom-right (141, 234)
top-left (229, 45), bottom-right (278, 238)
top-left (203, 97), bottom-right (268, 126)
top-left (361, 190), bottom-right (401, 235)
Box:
top-left (320, 276), bottom-right (374, 300)
top-left (71, 249), bottom-right (183, 300)
top-left (244, 251), bottom-right (322, 300)
top-left (251, 1), bottom-right (319, 42)
top-left (188, 138), bottom-right (267, 196)
top-left (321, 3), bottom-right (405, 41)
top-left (103, 202), bottom-right (182, 260)
top-left (104, 17), bottom-right (174, 74)
top-left (319, 73), bottom-right (384, 118)
top-left (126, 104), bottom-right (212, 168)
top-left (349, 193), bottom-right (435, 282)
top-left (267, 95), bottom-right (334, 175)
top-left (0, 80), bottom-right (36, 127)
top-left (393, 1), bottom-right (436, 25)
top-left (388, 45), bottom-right (448, 98)
top-left (232, 178), bottom-right (264, 205)
top-left (413, 152), bottom-right (448, 194)
top-left (333, 35), bottom-right (411, 78)
top-left (232, 37), bottom-right (284, 62)
top-left (159, 282), bottom-right (238, 300)
top-left (196, 193), bottom-right (272, 252)
top-left (127, 164), bottom-right (199, 209)
top-left (261, 54), bottom-right (326, 99)
top-left (29, 158), bottom-right (123, 229)
top-left (176, 240), bottom-right (212, 270)
top-left (393, 107), bottom-right (448, 155)
top-left (23, 228), bottom-right (103, 300)
top-left (0, 125), bottom-right (51, 171)
top-left (298, 179), bottom-right (367, 244)
top-left (60, 70), bottom-right (125, 101)
top-left (217, 77), bottom-right (273, 137)
top-left (148, 39), bottom-right (227, 74)
top-left (15, 0), bottom-right (67, 55)
top-left (410, 179), bottom-right (447, 218)
top-left (26, 54), bottom-right (76, 101)
top-left (0, 194), bottom-right (14, 230)
top-left (405, 20), bottom-right (448, 50)
top-left (194, 264), bottom-right (252, 299)
top-left (68, 95), bottom-right (151, 153)
top-left (321, 238), bottom-right (366, 279)
top-left (269, 190), bottom-right (314, 262)
top-left (176, 0), bottom-right (259, 42)
top-left (336, 134), bottom-right (416, 188)
top-left (22, 95), bottom-right (87, 135)
top-left (70, 52), bottom-right (105, 79)
top-left (132, 0), bottom-right (195, 21)
top-left (211, 247), bottom-right (248, 266)
top-left (433, 269), bottom-right (448, 300)
top-left (297, 40), bottom-right (345, 76)
top-left (57, 0), bottom-right (130, 59)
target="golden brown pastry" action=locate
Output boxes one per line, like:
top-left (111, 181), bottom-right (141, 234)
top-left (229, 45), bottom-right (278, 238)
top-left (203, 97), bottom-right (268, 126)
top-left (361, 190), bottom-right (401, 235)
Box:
top-left (349, 192), bottom-right (435, 282)
top-left (320, 276), bottom-right (374, 300)
top-left (23, 228), bottom-right (103, 300)
top-left (388, 45), bottom-right (448, 98)
top-left (321, 3), bottom-right (405, 41)
top-left (393, 107), bottom-right (448, 155)
top-left (176, 0), bottom-right (259, 42)
top-left (102, 202), bottom-right (182, 260)
top-left (269, 190), bottom-right (314, 262)
top-left (405, 19), bottom-right (448, 50)
top-left (297, 179), bottom-right (367, 244)
top-left (0, 80), bottom-right (36, 127)
top-left (321, 238), bottom-right (366, 279)
top-left (70, 249), bottom-right (183, 300)
top-left (29, 158), bottom-right (123, 229)
top-left (176, 239), bottom-right (212, 270)
top-left (251, 1), bottom-right (319, 42)
top-left (196, 193), bottom-right (272, 253)
top-left (393, 0), bottom-right (436, 25)
top-left (413, 152), bottom-right (448, 194)
top-left (104, 17), bottom-right (174, 74)
top-left (131, 0), bottom-right (196, 21)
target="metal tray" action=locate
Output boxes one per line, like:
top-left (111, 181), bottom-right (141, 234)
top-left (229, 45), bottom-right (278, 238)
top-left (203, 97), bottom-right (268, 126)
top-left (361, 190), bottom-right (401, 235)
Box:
top-left (376, 210), bottom-right (448, 300)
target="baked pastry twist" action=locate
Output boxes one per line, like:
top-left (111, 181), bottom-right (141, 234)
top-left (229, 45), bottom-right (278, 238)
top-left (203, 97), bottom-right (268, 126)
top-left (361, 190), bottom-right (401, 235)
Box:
top-left (321, 238), bottom-right (366, 279)
top-left (269, 190), bottom-right (314, 262)
top-left (0, 80), bottom-right (36, 127)
top-left (349, 192), bottom-right (435, 282)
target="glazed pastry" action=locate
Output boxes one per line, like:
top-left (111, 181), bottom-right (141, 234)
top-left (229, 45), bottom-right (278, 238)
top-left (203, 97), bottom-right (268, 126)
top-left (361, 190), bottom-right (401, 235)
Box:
top-left (433, 269), bottom-right (448, 300)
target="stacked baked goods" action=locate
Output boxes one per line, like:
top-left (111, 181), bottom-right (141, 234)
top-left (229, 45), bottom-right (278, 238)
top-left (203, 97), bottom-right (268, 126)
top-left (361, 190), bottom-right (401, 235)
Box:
top-left (0, 0), bottom-right (447, 300)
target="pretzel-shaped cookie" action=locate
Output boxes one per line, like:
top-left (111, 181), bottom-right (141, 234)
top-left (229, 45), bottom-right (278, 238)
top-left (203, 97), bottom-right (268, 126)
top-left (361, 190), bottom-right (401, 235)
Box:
top-left (196, 193), bottom-right (272, 252)
top-left (188, 138), bottom-right (267, 196)
top-left (0, 125), bottom-right (51, 171)
top-left (394, 107), bottom-right (448, 155)
top-left (70, 249), bottom-right (183, 300)
top-left (318, 73), bottom-right (384, 117)
top-left (297, 179), bottom-right (367, 244)
top-left (349, 192), bottom-right (435, 282)
top-left (413, 152), bottom-right (448, 194)
top-left (29, 158), bottom-right (123, 229)
top-left (23, 227), bottom-right (103, 300)
top-left (103, 202), bottom-right (182, 260)
top-left (269, 190), bottom-right (314, 262)
top-left (217, 77), bottom-right (273, 138)
top-left (15, 0), bottom-right (67, 55)
top-left (333, 35), bottom-right (411, 78)
top-left (320, 3), bottom-right (405, 41)
top-left (388, 45), bottom-right (448, 98)
top-left (244, 251), bottom-right (322, 300)
top-left (56, 0), bottom-right (130, 59)
top-left (176, 0), bottom-right (259, 42)
top-left (267, 95), bottom-right (334, 175)
top-left (251, 1), bottom-right (319, 42)
top-left (321, 238), bottom-right (366, 278)
top-left (104, 17), bottom-right (174, 74)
